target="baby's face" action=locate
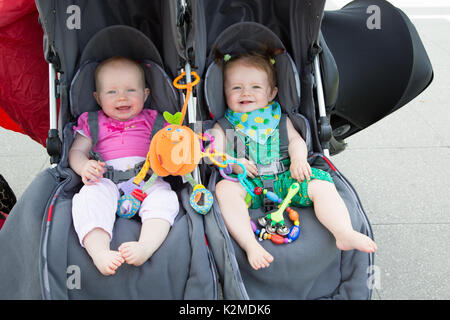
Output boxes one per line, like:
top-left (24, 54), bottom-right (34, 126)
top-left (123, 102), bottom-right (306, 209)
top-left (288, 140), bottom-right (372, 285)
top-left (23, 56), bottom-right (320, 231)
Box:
top-left (94, 62), bottom-right (149, 121)
top-left (224, 63), bottom-right (277, 113)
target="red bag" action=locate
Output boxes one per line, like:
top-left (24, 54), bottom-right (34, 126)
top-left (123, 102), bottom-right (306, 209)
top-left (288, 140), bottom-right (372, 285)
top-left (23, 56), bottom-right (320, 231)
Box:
top-left (0, 0), bottom-right (49, 146)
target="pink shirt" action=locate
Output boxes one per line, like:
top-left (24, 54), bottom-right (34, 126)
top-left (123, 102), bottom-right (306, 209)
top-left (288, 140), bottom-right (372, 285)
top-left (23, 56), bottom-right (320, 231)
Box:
top-left (73, 109), bottom-right (158, 161)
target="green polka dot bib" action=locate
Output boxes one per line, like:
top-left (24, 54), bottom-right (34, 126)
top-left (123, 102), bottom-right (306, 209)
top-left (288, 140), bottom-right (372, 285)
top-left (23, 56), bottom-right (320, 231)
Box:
top-left (225, 101), bottom-right (281, 145)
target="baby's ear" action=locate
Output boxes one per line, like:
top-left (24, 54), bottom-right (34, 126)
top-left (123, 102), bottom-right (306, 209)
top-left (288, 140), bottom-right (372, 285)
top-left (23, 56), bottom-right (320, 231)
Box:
top-left (270, 86), bottom-right (278, 101)
top-left (144, 88), bottom-right (150, 101)
top-left (93, 92), bottom-right (100, 105)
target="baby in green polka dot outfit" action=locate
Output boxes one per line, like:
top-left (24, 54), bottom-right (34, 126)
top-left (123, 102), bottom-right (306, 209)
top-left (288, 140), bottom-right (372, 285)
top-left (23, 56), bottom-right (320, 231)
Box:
top-left (212, 52), bottom-right (377, 270)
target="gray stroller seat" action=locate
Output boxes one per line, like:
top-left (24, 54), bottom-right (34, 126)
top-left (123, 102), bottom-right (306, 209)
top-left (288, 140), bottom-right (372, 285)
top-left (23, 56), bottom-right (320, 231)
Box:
top-left (202, 22), bottom-right (374, 300)
top-left (0, 25), bottom-right (218, 300)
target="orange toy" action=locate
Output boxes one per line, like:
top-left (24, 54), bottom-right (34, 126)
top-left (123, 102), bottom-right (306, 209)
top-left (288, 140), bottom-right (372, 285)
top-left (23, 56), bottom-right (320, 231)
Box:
top-left (149, 124), bottom-right (201, 176)
top-left (133, 70), bottom-right (201, 184)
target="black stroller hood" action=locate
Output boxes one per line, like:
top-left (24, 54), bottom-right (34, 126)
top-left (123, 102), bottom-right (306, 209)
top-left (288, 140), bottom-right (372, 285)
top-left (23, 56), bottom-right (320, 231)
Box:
top-left (322, 0), bottom-right (434, 139)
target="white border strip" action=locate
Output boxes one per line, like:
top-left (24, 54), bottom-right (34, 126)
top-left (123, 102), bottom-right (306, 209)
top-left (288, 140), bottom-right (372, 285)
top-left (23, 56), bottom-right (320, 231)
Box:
top-left (409, 15), bottom-right (450, 21)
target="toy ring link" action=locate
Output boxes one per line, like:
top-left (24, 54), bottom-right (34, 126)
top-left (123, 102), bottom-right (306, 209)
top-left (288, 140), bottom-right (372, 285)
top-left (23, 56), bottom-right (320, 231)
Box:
top-left (190, 185), bottom-right (214, 215)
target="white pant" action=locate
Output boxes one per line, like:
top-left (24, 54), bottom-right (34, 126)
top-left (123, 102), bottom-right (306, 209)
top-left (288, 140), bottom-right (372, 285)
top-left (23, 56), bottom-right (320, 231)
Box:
top-left (72, 177), bottom-right (179, 246)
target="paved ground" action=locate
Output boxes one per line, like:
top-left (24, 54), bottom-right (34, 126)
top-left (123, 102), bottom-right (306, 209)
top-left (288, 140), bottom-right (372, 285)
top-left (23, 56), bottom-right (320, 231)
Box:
top-left (0, 0), bottom-right (448, 300)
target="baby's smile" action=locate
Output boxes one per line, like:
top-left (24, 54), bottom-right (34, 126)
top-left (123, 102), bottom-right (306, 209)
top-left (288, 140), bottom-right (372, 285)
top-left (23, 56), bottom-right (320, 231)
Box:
top-left (116, 105), bottom-right (131, 111)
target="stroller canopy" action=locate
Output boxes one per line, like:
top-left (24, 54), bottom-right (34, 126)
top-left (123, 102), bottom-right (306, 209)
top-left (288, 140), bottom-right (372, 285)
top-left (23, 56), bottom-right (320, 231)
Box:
top-left (321, 0), bottom-right (434, 138)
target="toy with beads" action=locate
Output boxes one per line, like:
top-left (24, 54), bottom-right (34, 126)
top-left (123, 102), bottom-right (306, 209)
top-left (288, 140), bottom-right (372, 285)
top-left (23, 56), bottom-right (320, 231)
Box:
top-left (249, 183), bottom-right (301, 244)
top-left (116, 176), bottom-right (148, 219)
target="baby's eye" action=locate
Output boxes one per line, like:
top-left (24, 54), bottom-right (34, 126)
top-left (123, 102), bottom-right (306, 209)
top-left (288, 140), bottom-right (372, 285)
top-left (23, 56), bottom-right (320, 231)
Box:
top-left (252, 85), bottom-right (262, 89)
top-left (106, 90), bottom-right (116, 94)
top-left (127, 88), bottom-right (136, 92)
top-left (231, 86), bottom-right (241, 90)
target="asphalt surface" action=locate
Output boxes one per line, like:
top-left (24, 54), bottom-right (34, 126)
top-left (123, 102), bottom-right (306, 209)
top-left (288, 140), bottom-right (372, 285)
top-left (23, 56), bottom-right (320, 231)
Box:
top-left (0, 0), bottom-right (448, 300)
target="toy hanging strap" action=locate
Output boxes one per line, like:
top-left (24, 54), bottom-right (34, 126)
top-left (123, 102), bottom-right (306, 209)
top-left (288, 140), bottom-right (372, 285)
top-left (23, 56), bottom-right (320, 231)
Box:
top-left (173, 71), bottom-right (200, 126)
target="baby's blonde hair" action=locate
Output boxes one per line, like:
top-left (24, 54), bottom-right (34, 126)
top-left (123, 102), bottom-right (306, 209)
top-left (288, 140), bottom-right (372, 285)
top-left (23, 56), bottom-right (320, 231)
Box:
top-left (94, 56), bottom-right (146, 91)
top-left (219, 51), bottom-right (277, 91)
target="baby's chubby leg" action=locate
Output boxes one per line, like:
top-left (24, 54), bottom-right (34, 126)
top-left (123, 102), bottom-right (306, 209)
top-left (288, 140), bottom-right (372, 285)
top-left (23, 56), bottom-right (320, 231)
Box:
top-left (73, 178), bottom-right (124, 276)
top-left (307, 180), bottom-right (377, 253)
top-left (215, 179), bottom-right (273, 270)
top-left (119, 178), bottom-right (178, 266)
top-left (119, 218), bottom-right (171, 266)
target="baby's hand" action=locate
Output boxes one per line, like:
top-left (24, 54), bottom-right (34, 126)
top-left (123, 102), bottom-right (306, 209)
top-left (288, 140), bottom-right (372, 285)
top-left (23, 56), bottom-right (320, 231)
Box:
top-left (290, 158), bottom-right (312, 182)
top-left (80, 160), bottom-right (106, 185)
top-left (232, 158), bottom-right (258, 179)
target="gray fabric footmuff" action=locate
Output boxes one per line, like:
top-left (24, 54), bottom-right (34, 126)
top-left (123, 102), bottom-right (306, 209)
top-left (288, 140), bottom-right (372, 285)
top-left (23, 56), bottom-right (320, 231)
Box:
top-left (205, 156), bottom-right (373, 299)
top-left (42, 168), bottom-right (215, 299)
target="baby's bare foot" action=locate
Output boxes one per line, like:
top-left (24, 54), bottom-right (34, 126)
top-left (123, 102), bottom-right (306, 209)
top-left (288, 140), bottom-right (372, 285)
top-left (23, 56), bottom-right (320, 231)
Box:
top-left (335, 230), bottom-right (377, 253)
top-left (245, 241), bottom-right (274, 270)
top-left (91, 250), bottom-right (124, 276)
top-left (119, 241), bottom-right (153, 266)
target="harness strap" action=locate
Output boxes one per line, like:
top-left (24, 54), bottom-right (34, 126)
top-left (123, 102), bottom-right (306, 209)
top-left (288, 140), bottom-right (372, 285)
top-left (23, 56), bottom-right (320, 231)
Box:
top-left (258, 158), bottom-right (291, 212)
top-left (217, 117), bottom-right (246, 159)
top-left (102, 161), bottom-right (144, 184)
top-left (151, 112), bottom-right (165, 139)
top-left (278, 113), bottom-right (289, 157)
top-left (87, 111), bottom-right (102, 162)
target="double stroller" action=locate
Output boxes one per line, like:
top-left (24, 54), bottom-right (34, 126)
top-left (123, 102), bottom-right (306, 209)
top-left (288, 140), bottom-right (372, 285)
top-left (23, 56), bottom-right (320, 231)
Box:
top-left (0, 0), bottom-right (432, 300)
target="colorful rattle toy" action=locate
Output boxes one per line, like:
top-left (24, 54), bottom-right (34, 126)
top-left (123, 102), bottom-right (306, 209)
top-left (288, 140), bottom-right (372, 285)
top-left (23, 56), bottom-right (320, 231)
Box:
top-left (116, 176), bottom-right (148, 219)
top-left (250, 183), bottom-right (301, 244)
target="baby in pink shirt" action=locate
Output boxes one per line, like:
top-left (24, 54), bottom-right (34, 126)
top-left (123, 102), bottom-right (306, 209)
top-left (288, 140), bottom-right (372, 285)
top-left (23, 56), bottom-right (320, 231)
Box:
top-left (69, 56), bottom-right (179, 276)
